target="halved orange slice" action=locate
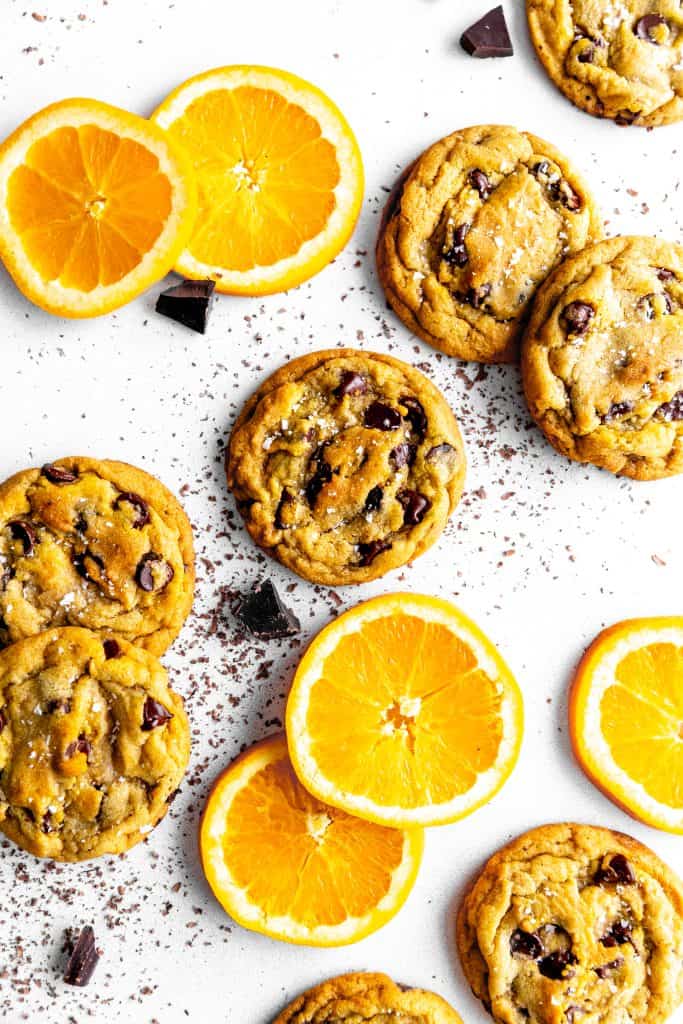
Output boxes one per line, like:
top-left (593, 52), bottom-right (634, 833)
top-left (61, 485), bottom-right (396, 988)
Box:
top-left (286, 593), bottom-right (523, 828)
top-left (570, 617), bottom-right (683, 833)
top-left (199, 733), bottom-right (423, 946)
top-left (0, 98), bottom-right (197, 317)
top-left (151, 65), bottom-right (364, 295)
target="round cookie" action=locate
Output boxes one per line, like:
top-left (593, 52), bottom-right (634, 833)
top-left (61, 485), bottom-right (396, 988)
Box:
top-left (522, 235), bottom-right (683, 480)
top-left (0, 627), bottom-right (190, 861)
top-left (457, 823), bottom-right (683, 1024)
top-left (0, 457), bottom-right (195, 654)
top-left (376, 125), bottom-right (602, 363)
top-left (226, 349), bottom-right (466, 586)
top-left (273, 972), bottom-right (463, 1024)
top-left (527, 0), bottom-right (683, 127)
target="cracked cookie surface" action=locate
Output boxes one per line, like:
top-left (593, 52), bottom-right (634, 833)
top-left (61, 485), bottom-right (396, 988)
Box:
top-left (528, 0), bottom-right (683, 127)
top-left (0, 627), bottom-right (190, 861)
top-left (457, 823), bottom-right (683, 1024)
top-left (0, 457), bottom-right (195, 654)
top-left (376, 126), bottom-right (602, 363)
top-left (226, 349), bottom-right (465, 586)
top-left (273, 971), bottom-right (463, 1023)
top-left (522, 235), bottom-right (683, 479)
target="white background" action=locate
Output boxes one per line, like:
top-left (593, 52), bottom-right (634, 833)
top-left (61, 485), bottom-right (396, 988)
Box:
top-left (1, 1), bottom-right (682, 1021)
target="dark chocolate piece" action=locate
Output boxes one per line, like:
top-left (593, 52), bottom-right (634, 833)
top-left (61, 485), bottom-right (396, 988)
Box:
top-left (155, 278), bottom-right (216, 334)
top-left (141, 697), bottom-right (173, 731)
top-left (114, 492), bottom-right (150, 529)
top-left (42, 463), bottom-right (78, 484)
top-left (460, 5), bottom-right (513, 58)
top-left (63, 925), bottom-right (100, 987)
top-left (136, 553), bottom-right (174, 592)
top-left (102, 638), bottom-right (121, 659)
top-left (234, 579), bottom-right (300, 640)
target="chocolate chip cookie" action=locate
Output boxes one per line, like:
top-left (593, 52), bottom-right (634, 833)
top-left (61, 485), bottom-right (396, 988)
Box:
top-left (522, 235), bottom-right (683, 480)
top-left (226, 350), bottom-right (466, 586)
top-left (528, 1), bottom-right (683, 127)
top-left (273, 972), bottom-right (463, 1023)
top-left (376, 126), bottom-right (602, 363)
top-left (0, 457), bottom-right (195, 654)
top-left (0, 627), bottom-right (190, 861)
top-left (457, 823), bottom-right (683, 1024)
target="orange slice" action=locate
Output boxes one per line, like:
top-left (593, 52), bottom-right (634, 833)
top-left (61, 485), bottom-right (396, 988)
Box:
top-left (0, 98), bottom-right (197, 317)
top-left (199, 733), bottom-right (423, 946)
top-left (570, 617), bottom-right (683, 834)
top-left (151, 65), bottom-right (364, 295)
top-left (286, 593), bottom-right (523, 828)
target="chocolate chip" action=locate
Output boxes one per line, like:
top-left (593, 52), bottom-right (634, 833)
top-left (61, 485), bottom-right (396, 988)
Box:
top-left (444, 224), bottom-right (470, 267)
top-left (141, 696), bottom-right (173, 731)
top-left (657, 391), bottom-right (683, 421)
top-left (305, 449), bottom-right (333, 506)
top-left (102, 639), bottom-right (121, 659)
top-left (595, 854), bottom-right (636, 886)
top-left (390, 443), bottom-right (417, 469)
top-left (73, 513), bottom-right (88, 535)
top-left (65, 734), bottom-right (91, 759)
top-left (427, 443), bottom-right (456, 467)
top-left (42, 810), bottom-right (56, 834)
top-left (275, 488), bottom-right (295, 529)
top-left (562, 301), bottom-right (594, 335)
top-left (467, 283), bottom-right (492, 309)
top-left (577, 45), bottom-right (595, 63)
top-left (400, 396), bottom-right (428, 438)
top-left (42, 463), bottom-right (77, 484)
top-left (555, 180), bottom-right (582, 211)
top-left (594, 957), bottom-right (624, 978)
top-left (0, 709), bottom-right (6, 733)
top-left (364, 401), bottom-right (402, 431)
top-left (615, 110), bottom-right (638, 126)
top-left (657, 267), bottom-right (676, 281)
top-left (8, 520), bottom-right (36, 555)
top-left (364, 486), bottom-right (383, 512)
top-left (47, 699), bottom-right (71, 714)
top-left (73, 550), bottom-right (105, 583)
top-left (155, 279), bottom-right (216, 334)
top-left (460, 5), bottom-right (513, 57)
top-left (538, 950), bottom-right (578, 980)
top-left (510, 929), bottom-right (544, 959)
top-left (136, 553), bottom-right (174, 593)
top-left (114, 492), bottom-right (150, 529)
top-left (233, 579), bottom-right (301, 640)
top-left (600, 919), bottom-right (633, 948)
top-left (469, 169), bottom-right (492, 198)
top-left (357, 539), bottom-right (392, 566)
top-left (634, 14), bottom-right (667, 42)
top-left (397, 490), bottom-right (431, 525)
top-left (336, 371), bottom-right (367, 398)
top-left (63, 925), bottom-right (100, 987)
top-left (604, 401), bottom-right (634, 423)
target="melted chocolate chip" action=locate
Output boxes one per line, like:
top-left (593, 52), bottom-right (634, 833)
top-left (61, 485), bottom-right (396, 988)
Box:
top-left (510, 929), bottom-right (544, 959)
top-left (577, 44), bottom-right (595, 63)
top-left (305, 449), bottom-right (333, 506)
top-left (634, 13), bottom-right (667, 42)
top-left (469, 169), bottom-right (492, 198)
top-left (336, 370), bottom-right (367, 398)
top-left (444, 224), bottom-right (470, 267)
top-left (42, 810), bottom-right (56, 834)
top-left (114, 492), bottom-right (150, 529)
top-left (141, 697), bottom-right (173, 731)
top-left (594, 957), bottom-right (624, 978)
top-left (73, 513), bottom-right (88, 535)
top-left (400, 396), bottom-right (428, 438)
top-left (0, 709), bottom-right (6, 733)
top-left (103, 639), bottom-right (121, 659)
top-left (397, 490), bottom-right (431, 525)
top-left (358, 539), bottom-right (392, 566)
top-left (136, 553), bottom-right (174, 593)
top-left (63, 925), bottom-right (100, 987)
top-left (555, 179), bottom-right (582, 211)
top-left (538, 949), bottom-right (578, 980)
top-left (615, 110), bottom-right (638, 126)
top-left (234, 580), bottom-right (300, 640)
top-left (73, 550), bottom-right (105, 583)
top-left (657, 391), bottom-right (683, 421)
top-left (639, 292), bottom-right (672, 319)
top-left (390, 443), bottom-right (417, 469)
top-left (595, 854), bottom-right (636, 886)
top-left (364, 486), bottom-right (383, 512)
top-left (604, 401), bottom-right (634, 423)
top-left (47, 699), bottom-right (71, 714)
top-left (42, 463), bottom-right (78, 484)
top-left (275, 488), bottom-right (295, 528)
top-left (8, 520), bottom-right (36, 555)
top-left (600, 919), bottom-right (633, 948)
top-left (364, 401), bottom-right (402, 431)
top-left (65, 735), bottom-right (92, 759)
top-left (562, 301), bottom-right (594, 335)
top-left (467, 283), bottom-right (492, 309)
top-left (657, 267), bottom-right (675, 282)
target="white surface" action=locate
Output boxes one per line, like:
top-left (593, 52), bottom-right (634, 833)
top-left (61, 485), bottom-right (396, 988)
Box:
top-left (0, 1), bottom-right (682, 1021)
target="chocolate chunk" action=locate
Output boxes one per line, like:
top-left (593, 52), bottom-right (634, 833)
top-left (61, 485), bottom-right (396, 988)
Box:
top-left (400, 396), bottom-right (428, 438)
top-left (305, 449), bottom-right (333, 506)
top-left (63, 925), bottom-right (100, 987)
top-left (467, 283), bottom-right (492, 309)
top-left (562, 301), bottom-right (594, 335)
top-left (65, 735), bottom-right (92, 759)
top-left (42, 463), bottom-right (77, 484)
top-left (114, 492), bottom-right (150, 529)
top-left (657, 267), bottom-right (676, 281)
top-left (510, 928), bottom-right (544, 959)
top-left (136, 553), bottom-right (174, 593)
top-left (357, 539), bottom-right (392, 566)
top-left (141, 696), bottom-right (173, 731)
top-left (8, 520), bottom-right (36, 555)
top-left (444, 223), bottom-right (470, 267)
top-left (103, 639), bottom-right (121, 659)
top-left (604, 401), bottom-right (634, 423)
top-left (460, 5), bottom-right (513, 58)
top-left (397, 489), bottom-right (431, 525)
top-left (390, 442), bottom-right (418, 469)
top-left (364, 401), bottom-right (402, 431)
top-left (0, 709), bottom-right (6, 733)
top-left (594, 957), bottom-right (624, 978)
top-left (234, 579), bottom-right (300, 639)
top-left (336, 371), bottom-right (367, 398)
top-left (657, 391), bottom-right (683, 421)
top-left (538, 950), bottom-right (577, 980)
top-left (595, 854), bottom-right (636, 886)
top-left (555, 180), bottom-right (582, 211)
top-left (639, 292), bottom-right (672, 319)
top-left (469, 169), bottom-right (492, 198)
top-left (364, 486), bottom-right (383, 512)
top-left (600, 919), bottom-right (633, 948)
top-left (634, 14), bottom-right (667, 42)
top-left (73, 550), bottom-right (105, 584)
top-left (155, 279), bottom-right (216, 334)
